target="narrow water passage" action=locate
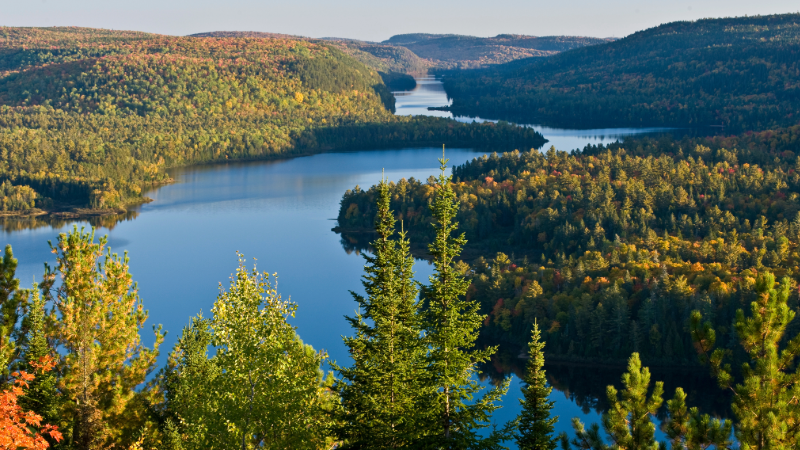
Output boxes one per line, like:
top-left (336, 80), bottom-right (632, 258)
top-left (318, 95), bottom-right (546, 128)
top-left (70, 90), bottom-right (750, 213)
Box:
top-left (393, 76), bottom-right (675, 151)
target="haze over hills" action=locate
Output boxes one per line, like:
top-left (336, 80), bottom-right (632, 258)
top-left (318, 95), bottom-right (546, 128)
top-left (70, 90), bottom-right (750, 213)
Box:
top-left (189, 30), bottom-right (613, 72)
top-left (382, 33), bottom-right (615, 68)
top-left (440, 13), bottom-right (800, 131)
top-left (189, 31), bottom-right (302, 39)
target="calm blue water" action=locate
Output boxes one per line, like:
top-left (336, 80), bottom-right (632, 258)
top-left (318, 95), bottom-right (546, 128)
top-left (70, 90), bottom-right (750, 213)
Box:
top-left (1, 80), bottom-right (725, 446)
top-left (393, 76), bottom-right (675, 152)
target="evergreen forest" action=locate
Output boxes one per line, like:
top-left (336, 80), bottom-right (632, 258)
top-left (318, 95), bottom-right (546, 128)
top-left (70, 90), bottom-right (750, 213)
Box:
top-left (337, 127), bottom-right (800, 367)
top-left (439, 13), bottom-right (800, 131)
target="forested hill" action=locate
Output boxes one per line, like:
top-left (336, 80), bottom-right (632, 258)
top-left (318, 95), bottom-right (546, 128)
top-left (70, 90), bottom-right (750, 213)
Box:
top-left (0, 27), bottom-right (544, 215)
top-left (383, 33), bottom-right (613, 68)
top-left (336, 125), bottom-right (800, 366)
top-left (441, 13), bottom-right (800, 131)
top-left (318, 39), bottom-right (429, 76)
top-left (191, 31), bottom-right (429, 75)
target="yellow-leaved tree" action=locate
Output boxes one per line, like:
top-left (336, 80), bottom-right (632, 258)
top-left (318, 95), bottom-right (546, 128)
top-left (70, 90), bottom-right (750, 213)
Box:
top-left (41, 227), bottom-right (163, 449)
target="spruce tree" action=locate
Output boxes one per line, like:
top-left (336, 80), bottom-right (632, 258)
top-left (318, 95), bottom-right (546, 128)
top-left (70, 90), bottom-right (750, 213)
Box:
top-left (19, 285), bottom-right (59, 430)
top-left (0, 244), bottom-right (25, 374)
top-left (334, 176), bottom-right (427, 448)
top-left (517, 322), bottom-right (558, 450)
top-left (419, 148), bottom-right (509, 448)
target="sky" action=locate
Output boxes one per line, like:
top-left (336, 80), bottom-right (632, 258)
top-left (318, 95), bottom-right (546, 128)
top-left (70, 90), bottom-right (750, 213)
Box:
top-left (3, 0), bottom-right (800, 42)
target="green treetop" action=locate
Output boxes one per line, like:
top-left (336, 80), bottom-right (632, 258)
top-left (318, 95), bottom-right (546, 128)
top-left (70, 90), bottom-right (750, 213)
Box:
top-left (517, 321), bottom-right (558, 450)
top-left (0, 245), bottom-right (26, 374)
top-left (19, 285), bottom-right (59, 431)
top-left (334, 175), bottom-right (427, 448)
top-left (692, 271), bottom-right (800, 449)
top-left (562, 353), bottom-right (663, 450)
top-left (163, 255), bottom-right (331, 450)
top-left (419, 148), bottom-right (509, 448)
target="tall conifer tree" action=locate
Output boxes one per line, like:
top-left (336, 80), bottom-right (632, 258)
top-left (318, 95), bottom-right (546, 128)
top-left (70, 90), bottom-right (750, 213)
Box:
top-left (420, 148), bottom-right (509, 448)
top-left (0, 245), bottom-right (26, 374)
top-left (562, 353), bottom-right (663, 450)
top-left (334, 176), bottom-right (427, 448)
top-left (19, 285), bottom-right (59, 430)
top-left (517, 321), bottom-right (558, 450)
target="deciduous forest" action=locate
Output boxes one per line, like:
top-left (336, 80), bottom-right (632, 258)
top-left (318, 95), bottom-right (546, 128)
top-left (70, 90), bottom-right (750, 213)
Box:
top-left (0, 27), bottom-right (543, 214)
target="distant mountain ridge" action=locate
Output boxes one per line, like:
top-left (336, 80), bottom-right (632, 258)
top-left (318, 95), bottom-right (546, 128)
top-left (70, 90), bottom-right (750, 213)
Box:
top-left (189, 31), bottom-right (429, 75)
top-left (189, 31), bottom-right (302, 39)
top-left (382, 33), bottom-right (614, 68)
top-left (189, 30), bottom-right (611, 71)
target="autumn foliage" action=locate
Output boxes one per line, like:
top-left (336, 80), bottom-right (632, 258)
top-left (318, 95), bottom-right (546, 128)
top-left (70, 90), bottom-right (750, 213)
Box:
top-left (0, 357), bottom-right (62, 449)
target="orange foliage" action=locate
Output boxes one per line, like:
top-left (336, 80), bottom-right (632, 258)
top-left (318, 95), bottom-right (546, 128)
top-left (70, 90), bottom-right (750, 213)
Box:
top-left (0, 357), bottom-right (62, 449)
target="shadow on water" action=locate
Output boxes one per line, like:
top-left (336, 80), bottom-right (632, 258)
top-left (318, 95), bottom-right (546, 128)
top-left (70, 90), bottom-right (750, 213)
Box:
top-left (479, 342), bottom-right (733, 424)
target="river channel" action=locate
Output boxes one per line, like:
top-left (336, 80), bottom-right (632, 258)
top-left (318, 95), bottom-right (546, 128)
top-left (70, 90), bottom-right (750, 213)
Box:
top-left (1, 77), bottom-right (727, 444)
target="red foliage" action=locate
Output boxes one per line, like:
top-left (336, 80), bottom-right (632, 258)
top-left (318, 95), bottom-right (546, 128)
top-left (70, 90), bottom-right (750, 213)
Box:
top-left (0, 357), bottom-right (62, 449)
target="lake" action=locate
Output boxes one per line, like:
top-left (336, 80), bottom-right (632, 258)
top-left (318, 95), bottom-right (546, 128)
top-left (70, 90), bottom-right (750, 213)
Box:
top-left (393, 76), bottom-right (675, 151)
top-left (1, 77), bottom-right (727, 445)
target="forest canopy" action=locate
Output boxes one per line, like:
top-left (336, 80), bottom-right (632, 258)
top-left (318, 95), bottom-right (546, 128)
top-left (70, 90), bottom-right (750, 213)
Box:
top-left (336, 125), bottom-right (800, 367)
top-left (0, 27), bottom-right (543, 213)
top-left (439, 13), bottom-right (800, 131)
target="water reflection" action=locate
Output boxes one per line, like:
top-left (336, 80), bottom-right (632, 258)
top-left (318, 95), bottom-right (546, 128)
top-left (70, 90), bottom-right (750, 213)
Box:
top-left (393, 76), bottom-right (681, 151)
top-left (476, 344), bottom-right (732, 443)
top-left (0, 210), bottom-right (139, 233)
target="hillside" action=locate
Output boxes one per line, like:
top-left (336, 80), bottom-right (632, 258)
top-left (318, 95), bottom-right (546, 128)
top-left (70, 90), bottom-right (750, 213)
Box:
top-left (319, 39), bottom-right (429, 76)
top-left (191, 32), bottom-right (426, 90)
top-left (383, 33), bottom-right (612, 68)
top-left (191, 32), bottom-right (428, 75)
top-left (441, 13), bottom-right (800, 131)
top-left (0, 27), bottom-right (545, 215)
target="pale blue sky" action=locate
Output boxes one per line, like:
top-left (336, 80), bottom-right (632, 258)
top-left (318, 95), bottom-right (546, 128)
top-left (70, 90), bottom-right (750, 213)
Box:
top-left (3, 0), bottom-right (799, 41)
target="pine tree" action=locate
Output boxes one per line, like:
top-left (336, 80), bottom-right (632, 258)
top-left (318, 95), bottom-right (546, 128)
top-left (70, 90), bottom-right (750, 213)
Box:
top-left (691, 271), bottom-right (800, 450)
top-left (603, 353), bottom-right (663, 450)
top-left (563, 353), bottom-right (663, 450)
top-left (19, 285), bottom-right (59, 431)
top-left (664, 387), bottom-right (732, 449)
top-left (334, 176), bottom-right (427, 448)
top-left (420, 148), bottom-right (509, 448)
top-left (517, 321), bottom-right (558, 450)
top-left (42, 227), bottom-right (164, 449)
